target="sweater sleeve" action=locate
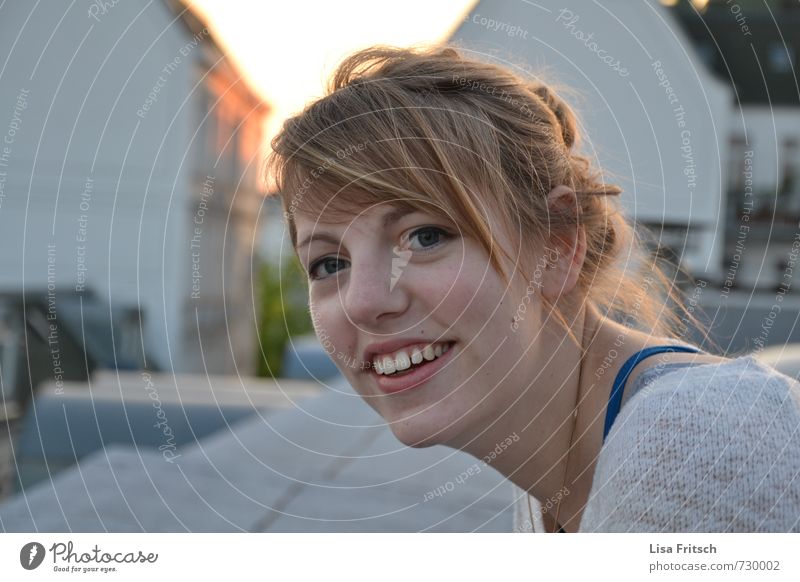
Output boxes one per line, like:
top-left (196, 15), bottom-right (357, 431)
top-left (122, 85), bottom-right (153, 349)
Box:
top-left (579, 355), bottom-right (800, 532)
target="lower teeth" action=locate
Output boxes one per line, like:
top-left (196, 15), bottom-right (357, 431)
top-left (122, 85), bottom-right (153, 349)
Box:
top-left (387, 360), bottom-right (427, 376)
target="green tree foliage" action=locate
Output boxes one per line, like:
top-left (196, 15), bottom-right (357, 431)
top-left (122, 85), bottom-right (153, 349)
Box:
top-left (254, 256), bottom-right (314, 378)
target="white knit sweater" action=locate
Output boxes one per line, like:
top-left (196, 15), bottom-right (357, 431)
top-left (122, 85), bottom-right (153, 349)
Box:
top-left (511, 353), bottom-right (800, 532)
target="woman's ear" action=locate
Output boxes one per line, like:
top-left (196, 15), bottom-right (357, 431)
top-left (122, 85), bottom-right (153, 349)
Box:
top-left (540, 185), bottom-right (587, 303)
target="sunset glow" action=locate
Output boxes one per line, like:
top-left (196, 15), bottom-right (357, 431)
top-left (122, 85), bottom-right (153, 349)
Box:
top-left (187, 0), bottom-right (476, 149)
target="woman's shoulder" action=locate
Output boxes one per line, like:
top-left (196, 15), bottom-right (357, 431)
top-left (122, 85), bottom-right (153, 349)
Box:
top-left (583, 353), bottom-right (800, 532)
top-left (624, 352), bottom-right (800, 417)
top-left (612, 352), bottom-right (800, 454)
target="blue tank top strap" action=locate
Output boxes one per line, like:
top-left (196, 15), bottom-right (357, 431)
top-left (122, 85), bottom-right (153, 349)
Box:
top-left (602, 344), bottom-right (700, 444)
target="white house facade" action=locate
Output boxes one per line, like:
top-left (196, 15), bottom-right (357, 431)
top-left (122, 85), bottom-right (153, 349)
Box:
top-left (0, 0), bottom-right (270, 375)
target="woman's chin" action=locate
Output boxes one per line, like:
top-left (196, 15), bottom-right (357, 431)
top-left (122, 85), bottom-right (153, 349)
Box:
top-left (388, 419), bottom-right (455, 449)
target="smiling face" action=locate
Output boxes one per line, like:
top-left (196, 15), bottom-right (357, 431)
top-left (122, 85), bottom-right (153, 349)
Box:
top-left (293, 200), bottom-right (562, 449)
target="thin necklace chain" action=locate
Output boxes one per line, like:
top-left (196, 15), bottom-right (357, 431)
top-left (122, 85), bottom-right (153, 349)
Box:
top-left (526, 398), bottom-right (579, 532)
top-left (527, 327), bottom-right (585, 533)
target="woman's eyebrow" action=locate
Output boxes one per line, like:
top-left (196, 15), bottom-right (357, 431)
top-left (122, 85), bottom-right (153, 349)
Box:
top-left (296, 232), bottom-right (342, 250)
top-left (295, 206), bottom-right (419, 249)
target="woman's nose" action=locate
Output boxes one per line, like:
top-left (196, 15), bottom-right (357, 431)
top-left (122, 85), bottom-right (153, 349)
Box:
top-left (342, 250), bottom-right (410, 324)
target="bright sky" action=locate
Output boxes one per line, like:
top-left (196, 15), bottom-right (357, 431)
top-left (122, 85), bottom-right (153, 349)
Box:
top-left (187, 0), bottom-right (476, 147)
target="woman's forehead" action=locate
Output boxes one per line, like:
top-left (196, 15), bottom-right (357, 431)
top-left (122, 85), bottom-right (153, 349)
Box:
top-left (293, 203), bottom-right (426, 243)
top-left (293, 198), bottom-right (449, 228)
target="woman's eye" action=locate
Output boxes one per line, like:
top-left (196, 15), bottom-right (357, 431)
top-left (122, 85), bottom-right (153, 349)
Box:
top-left (307, 257), bottom-right (348, 281)
top-left (306, 227), bottom-right (449, 282)
top-left (407, 226), bottom-right (449, 251)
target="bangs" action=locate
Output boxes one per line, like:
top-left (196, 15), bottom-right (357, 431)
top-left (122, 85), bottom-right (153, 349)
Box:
top-left (275, 132), bottom-right (492, 252)
top-left (285, 166), bottom-right (462, 223)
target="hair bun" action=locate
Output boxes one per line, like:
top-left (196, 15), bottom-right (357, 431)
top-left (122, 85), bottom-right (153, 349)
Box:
top-left (532, 85), bottom-right (576, 150)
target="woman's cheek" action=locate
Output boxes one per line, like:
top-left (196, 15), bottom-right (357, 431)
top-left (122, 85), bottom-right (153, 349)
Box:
top-left (307, 302), bottom-right (340, 357)
top-left (413, 262), bottom-right (464, 301)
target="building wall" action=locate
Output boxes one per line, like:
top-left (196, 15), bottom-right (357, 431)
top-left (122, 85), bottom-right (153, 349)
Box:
top-left (0, 1), bottom-right (267, 374)
top-left (177, 32), bottom-right (268, 375)
top-left (721, 107), bottom-right (800, 291)
top-left (729, 107), bottom-right (800, 210)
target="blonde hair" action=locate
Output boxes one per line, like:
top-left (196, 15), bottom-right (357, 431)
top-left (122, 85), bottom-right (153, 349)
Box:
top-left (265, 44), bottom-right (718, 354)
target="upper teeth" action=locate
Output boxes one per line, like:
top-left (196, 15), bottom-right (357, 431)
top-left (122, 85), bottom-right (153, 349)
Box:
top-left (372, 342), bottom-right (452, 375)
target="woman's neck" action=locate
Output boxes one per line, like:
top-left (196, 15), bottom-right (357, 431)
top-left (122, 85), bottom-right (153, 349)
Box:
top-left (455, 303), bottom-right (659, 532)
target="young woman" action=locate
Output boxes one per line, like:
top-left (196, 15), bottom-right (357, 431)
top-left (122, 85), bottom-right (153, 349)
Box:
top-left (265, 45), bottom-right (800, 533)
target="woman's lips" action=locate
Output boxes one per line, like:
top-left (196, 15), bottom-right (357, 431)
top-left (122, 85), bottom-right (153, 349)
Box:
top-left (372, 342), bottom-right (456, 394)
